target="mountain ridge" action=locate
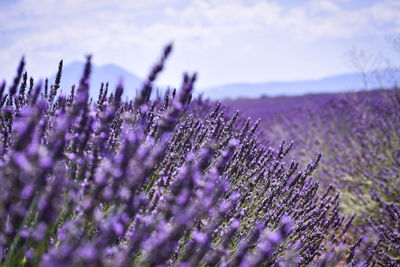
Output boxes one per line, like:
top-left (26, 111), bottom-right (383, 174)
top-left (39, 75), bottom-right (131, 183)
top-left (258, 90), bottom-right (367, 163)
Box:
top-left (50, 61), bottom-right (400, 100)
top-left (49, 61), bottom-right (143, 100)
top-left (201, 70), bottom-right (400, 99)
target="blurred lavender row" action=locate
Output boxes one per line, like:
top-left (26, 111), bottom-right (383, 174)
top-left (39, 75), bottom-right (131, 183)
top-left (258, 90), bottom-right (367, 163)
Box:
top-left (0, 44), bottom-right (394, 266)
top-left (227, 86), bottom-right (400, 265)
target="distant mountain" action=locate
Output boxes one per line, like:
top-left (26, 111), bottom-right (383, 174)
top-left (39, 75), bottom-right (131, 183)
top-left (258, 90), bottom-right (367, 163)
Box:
top-left (201, 70), bottom-right (400, 100)
top-left (51, 62), bottom-right (400, 101)
top-left (49, 61), bottom-right (143, 100)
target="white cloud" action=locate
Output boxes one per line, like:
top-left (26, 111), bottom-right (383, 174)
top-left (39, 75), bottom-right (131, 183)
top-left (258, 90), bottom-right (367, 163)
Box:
top-left (0, 0), bottom-right (400, 86)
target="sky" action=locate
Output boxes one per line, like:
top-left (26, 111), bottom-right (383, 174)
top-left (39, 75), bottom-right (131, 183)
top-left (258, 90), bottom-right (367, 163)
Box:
top-left (1, 0), bottom-right (400, 90)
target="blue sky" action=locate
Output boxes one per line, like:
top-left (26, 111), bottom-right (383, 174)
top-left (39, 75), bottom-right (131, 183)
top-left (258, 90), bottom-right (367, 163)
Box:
top-left (1, 0), bottom-right (400, 89)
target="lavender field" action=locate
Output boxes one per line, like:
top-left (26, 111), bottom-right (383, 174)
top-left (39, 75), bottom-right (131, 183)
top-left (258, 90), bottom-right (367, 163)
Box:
top-left (226, 89), bottom-right (400, 262)
top-left (0, 43), bottom-right (398, 267)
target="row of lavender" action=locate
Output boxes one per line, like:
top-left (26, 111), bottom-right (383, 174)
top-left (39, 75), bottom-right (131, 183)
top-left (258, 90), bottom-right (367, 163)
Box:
top-left (227, 88), bottom-right (400, 264)
top-left (0, 45), bottom-right (379, 266)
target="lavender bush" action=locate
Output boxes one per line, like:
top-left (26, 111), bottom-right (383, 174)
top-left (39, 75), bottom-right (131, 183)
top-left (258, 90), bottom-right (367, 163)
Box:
top-left (0, 45), bottom-right (374, 266)
top-left (227, 89), bottom-right (400, 265)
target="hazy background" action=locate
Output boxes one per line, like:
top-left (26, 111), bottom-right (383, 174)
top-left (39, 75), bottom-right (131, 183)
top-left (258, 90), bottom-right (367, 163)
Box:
top-left (1, 0), bottom-right (400, 96)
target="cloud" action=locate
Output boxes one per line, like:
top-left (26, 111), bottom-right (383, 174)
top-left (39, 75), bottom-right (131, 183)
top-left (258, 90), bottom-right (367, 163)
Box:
top-left (167, 0), bottom-right (400, 40)
top-left (0, 0), bottom-right (399, 86)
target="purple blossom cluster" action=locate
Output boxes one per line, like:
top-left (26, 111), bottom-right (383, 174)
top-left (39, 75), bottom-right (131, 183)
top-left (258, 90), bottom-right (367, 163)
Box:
top-left (0, 45), bottom-right (370, 266)
top-left (227, 89), bottom-right (400, 265)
